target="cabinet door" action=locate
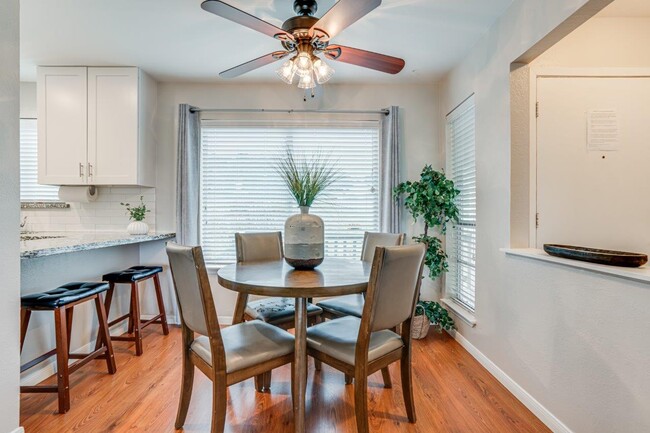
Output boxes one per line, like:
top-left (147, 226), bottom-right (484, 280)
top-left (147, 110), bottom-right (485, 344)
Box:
top-left (87, 67), bottom-right (139, 185)
top-left (37, 67), bottom-right (88, 185)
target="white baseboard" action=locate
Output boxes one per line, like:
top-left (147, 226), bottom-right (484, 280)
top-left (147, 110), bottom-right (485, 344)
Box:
top-left (218, 315), bottom-right (233, 325)
top-left (9, 427), bottom-right (25, 433)
top-left (451, 330), bottom-right (573, 433)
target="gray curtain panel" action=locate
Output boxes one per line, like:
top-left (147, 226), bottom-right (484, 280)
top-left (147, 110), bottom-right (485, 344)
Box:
top-left (176, 104), bottom-right (200, 245)
top-left (380, 106), bottom-right (401, 233)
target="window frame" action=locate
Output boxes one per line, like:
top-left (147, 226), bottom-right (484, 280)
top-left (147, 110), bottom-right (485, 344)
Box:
top-left (19, 117), bottom-right (62, 205)
top-left (444, 95), bottom-right (478, 319)
top-left (198, 114), bottom-right (383, 269)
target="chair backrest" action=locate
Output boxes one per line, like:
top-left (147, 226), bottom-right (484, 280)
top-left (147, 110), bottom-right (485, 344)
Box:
top-left (361, 244), bottom-right (426, 333)
top-left (360, 232), bottom-right (406, 262)
top-left (235, 232), bottom-right (284, 263)
top-left (166, 242), bottom-right (219, 337)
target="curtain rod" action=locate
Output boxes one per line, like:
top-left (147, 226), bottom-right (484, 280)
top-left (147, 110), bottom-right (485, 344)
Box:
top-left (190, 108), bottom-right (389, 115)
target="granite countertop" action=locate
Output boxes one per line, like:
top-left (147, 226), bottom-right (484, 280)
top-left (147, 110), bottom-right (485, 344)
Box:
top-left (21, 231), bottom-right (176, 259)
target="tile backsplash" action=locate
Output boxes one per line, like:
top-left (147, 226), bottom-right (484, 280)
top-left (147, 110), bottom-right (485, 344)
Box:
top-left (21, 187), bottom-right (156, 232)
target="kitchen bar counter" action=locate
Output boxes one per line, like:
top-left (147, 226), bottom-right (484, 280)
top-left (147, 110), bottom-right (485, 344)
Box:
top-left (21, 231), bottom-right (176, 259)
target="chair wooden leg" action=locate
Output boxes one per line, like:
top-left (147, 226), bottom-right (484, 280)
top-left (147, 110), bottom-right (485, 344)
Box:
top-left (381, 367), bottom-right (392, 388)
top-left (263, 370), bottom-right (272, 391)
top-left (401, 351), bottom-right (416, 422)
top-left (130, 282), bottom-right (143, 356)
top-left (211, 375), bottom-right (227, 433)
top-left (95, 284), bottom-right (115, 351)
top-left (54, 307), bottom-right (70, 414)
top-left (232, 293), bottom-right (249, 325)
top-left (313, 315), bottom-right (322, 372)
top-left (345, 374), bottom-right (353, 385)
top-left (354, 369), bottom-right (369, 433)
top-left (175, 327), bottom-right (195, 429)
top-left (20, 308), bottom-right (31, 353)
top-left (153, 274), bottom-right (170, 335)
top-left (95, 296), bottom-right (117, 374)
top-left (254, 374), bottom-right (265, 392)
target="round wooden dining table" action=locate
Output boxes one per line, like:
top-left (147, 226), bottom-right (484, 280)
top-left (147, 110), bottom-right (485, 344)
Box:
top-left (217, 257), bottom-right (371, 433)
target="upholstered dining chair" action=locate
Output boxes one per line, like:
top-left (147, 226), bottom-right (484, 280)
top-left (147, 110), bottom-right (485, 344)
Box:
top-left (232, 232), bottom-right (323, 330)
top-left (316, 231), bottom-right (405, 387)
top-left (317, 232), bottom-right (406, 320)
top-left (306, 244), bottom-right (426, 433)
top-left (166, 243), bottom-right (295, 433)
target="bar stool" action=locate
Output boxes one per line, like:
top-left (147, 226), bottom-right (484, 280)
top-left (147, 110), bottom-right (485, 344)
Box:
top-left (99, 266), bottom-right (169, 356)
top-left (20, 282), bottom-right (117, 414)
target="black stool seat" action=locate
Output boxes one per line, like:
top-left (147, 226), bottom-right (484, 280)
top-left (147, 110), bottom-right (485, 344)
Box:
top-left (21, 282), bottom-right (109, 309)
top-left (102, 265), bottom-right (163, 283)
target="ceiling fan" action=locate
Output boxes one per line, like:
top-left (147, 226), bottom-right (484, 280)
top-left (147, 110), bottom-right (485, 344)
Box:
top-left (200, 0), bottom-right (406, 89)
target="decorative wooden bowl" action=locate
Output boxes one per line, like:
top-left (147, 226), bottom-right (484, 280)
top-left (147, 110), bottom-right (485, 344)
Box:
top-left (543, 244), bottom-right (648, 268)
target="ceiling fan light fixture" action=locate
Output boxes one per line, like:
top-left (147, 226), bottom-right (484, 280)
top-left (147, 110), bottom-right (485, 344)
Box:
top-left (313, 58), bottom-right (334, 84)
top-left (297, 70), bottom-right (316, 89)
top-left (294, 52), bottom-right (313, 77)
top-left (276, 59), bottom-right (297, 84)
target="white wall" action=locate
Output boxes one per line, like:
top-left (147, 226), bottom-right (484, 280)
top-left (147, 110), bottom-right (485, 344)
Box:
top-left (0, 0), bottom-right (22, 431)
top-left (154, 82), bottom-right (441, 314)
top-left (439, 1), bottom-right (650, 432)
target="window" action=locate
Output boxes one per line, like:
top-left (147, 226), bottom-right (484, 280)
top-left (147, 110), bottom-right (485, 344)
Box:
top-left (200, 118), bottom-right (380, 267)
top-left (446, 96), bottom-right (477, 311)
top-left (20, 119), bottom-right (59, 201)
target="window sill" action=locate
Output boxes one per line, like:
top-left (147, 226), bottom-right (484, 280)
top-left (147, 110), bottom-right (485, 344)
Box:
top-left (501, 248), bottom-right (650, 285)
top-left (440, 298), bottom-right (477, 327)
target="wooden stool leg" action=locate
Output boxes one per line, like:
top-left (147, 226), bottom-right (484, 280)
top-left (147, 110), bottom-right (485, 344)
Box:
top-left (20, 309), bottom-right (31, 353)
top-left (127, 284), bottom-right (135, 334)
top-left (95, 283), bottom-right (115, 351)
top-left (95, 296), bottom-right (117, 374)
top-left (54, 307), bottom-right (70, 414)
top-left (66, 307), bottom-right (74, 354)
top-left (131, 282), bottom-right (143, 356)
top-left (153, 274), bottom-right (169, 335)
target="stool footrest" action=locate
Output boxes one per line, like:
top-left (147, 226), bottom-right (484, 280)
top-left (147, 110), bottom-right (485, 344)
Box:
top-left (111, 335), bottom-right (136, 342)
top-left (68, 348), bottom-right (108, 374)
top-left (108, 313), bottom-right (131, 328)
top-left (21, 385), bottom-right (58, 394)
top-left (140, 314), bottom-right (164, 329)
top-left (20, 348), bottom-right (57, 373)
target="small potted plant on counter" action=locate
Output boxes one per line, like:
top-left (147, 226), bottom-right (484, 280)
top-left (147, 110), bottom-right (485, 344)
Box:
top-left (394, 165), bottom-right (460, 339)
top-left (121, 196), bottom-right (150, 235)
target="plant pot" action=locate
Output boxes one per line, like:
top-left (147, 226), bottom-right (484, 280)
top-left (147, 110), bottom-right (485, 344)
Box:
top-left (284, 206), bottom-right (324, 270)
top-left (127, 221), bottom-right (149, 235)
top-left (411, 305), bottom-right (430, 340)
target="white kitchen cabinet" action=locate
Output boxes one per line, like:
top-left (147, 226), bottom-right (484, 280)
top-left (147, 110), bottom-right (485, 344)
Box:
top-left (37, 67), bottom-right (88, 185)
top-left (37, 66), bottom-right (155, 186)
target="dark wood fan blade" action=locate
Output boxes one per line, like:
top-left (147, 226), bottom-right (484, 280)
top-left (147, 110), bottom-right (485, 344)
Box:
top-left (201, 0), bottom-right (293, 41)
top-left (310, 0), bottom-right (381, 41)
top-left (220, 51), bottom-right (290, 79)
top-left (324, 45), bottom-right (405, 74)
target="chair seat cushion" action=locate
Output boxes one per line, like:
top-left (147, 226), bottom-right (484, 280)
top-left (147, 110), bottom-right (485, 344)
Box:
top-left (245, 298), bottom-right (322, 325)
top-left (21, 282), bottom-right (109, 309)
top-left (306, 316), bottom-right (404, 365)
top-left (190, 321), bottom-right (295, 373)
top-left (317, 294), bottom-right (364, 318)
top-left (102, 265), bottom-right (163, 283)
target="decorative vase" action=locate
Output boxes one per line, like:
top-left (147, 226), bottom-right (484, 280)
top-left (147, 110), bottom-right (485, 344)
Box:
top-left (127, 221), bottom-right (149, 235)
top-left (284, 206), bottom-right (324, 270)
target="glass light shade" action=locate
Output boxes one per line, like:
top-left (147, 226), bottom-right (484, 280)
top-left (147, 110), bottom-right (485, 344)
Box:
top-left (294, 52), bottom-right (313, 77)
top-left (276, 59), bottom-right (296, 84)
top-left (313, 58), bottom-right (335, 84)
top-left (297, 70), bottom-right (316, 89)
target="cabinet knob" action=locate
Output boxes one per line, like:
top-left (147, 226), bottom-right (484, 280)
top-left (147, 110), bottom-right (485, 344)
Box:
top-left (79, 163), bottom-right (84, 178)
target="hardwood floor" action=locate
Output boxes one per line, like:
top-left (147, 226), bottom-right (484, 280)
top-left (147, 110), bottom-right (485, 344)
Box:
top-left (21, 326), bottom-right (550, 433)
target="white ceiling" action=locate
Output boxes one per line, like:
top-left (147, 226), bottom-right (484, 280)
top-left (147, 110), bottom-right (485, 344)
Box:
top-left (20, 0), bottom-right (513, 83)
top-left (599, 0), bottom-right (650, 17)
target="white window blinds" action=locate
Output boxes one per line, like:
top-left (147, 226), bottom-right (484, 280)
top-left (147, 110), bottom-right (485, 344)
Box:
top-left (200, 119), bottom-right (380, 267)
top-left (20, 119), bottom-right (60, 202)
top-left (446, 96), bottom-right (477, 311)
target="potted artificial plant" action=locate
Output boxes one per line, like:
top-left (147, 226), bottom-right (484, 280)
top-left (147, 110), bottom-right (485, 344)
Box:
top-left (394, 165), bottom-right (460, 338)
top-left (121, 196), bottom-right (151, 235)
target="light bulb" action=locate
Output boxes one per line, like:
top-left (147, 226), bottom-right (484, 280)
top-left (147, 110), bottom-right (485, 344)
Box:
top-left (294, 52), bottom-right (313, 77)
top-left (276, 59), bottom-right (296, 84)
top-left (313, 58), bottom-right (335, 84)
top-left (297, 70), bottom-right (316, 89)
